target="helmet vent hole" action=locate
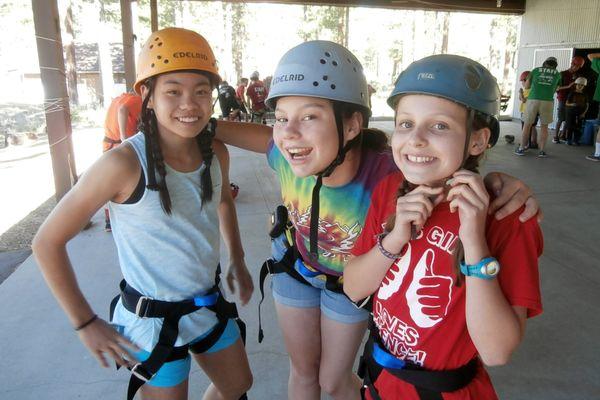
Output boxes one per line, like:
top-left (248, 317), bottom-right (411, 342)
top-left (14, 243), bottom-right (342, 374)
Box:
top-left (330, 84), bottom-right (336, 90)
top-left (164, 59), bottom-right (169, 64)
top-left (313, 81), bottom-right (319, 86)
top-left (325, 51), bottom-right (331, 57)
top-left (332, 61), bottom-right (338, 66)
top-left (360, 92), bottom-right (364, 98)
top-left (158, 42), bottom-right (163, 47)
top-left (154, 37), bottom-right (159, 41)
top-left (320, 59), bottom-right (326, 64)
top-left (353, 67), bottom-right (357, 72)
top-left (347, 58), bottom-right (351, 63)
top-left (464, 65), bottom-right (481, 90)
top-left (157, 55), bottom-right (162, 60)
top-left (149, 45), bottom-right (154, 49)
top-left (151, 63), bottom-right (155, 68)
top-left (322, 75), bottom-right (328, 81)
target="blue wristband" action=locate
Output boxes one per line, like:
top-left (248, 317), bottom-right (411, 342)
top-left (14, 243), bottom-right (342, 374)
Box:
top-left (460, 257), bottom-right (500, 280)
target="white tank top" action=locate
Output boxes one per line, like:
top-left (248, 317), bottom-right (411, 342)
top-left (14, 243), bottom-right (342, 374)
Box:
top-left (109, 132), bottom-right (223, 350)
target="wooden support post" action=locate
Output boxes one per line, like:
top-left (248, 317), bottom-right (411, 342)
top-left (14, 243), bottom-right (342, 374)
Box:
top-left (120, 0), bottom-right (136, 91)
top-left (31, 0), bottom-right (77, 201)
top-left (150, 0), bottom-right (158, 32)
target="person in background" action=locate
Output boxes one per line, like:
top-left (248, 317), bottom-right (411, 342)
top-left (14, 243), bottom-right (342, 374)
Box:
top-left (236, 77), bottom-right (249, 119)
top-left (553, 56), bottom-right (585, 143)
top-left (516, 57), bottom-right (565, 158)
top-left (564, 77), bottom-right (589, 146)
top-left (218, 81), bottom-right (242, 121)
top-left (246, 71), bottom-right (268, 124)
top-left (102, 92), bottom-right (142, 231)
top-left (586, 52), bottom-right (600, 161)
top-left (518, 71), bottom-right (539, 149)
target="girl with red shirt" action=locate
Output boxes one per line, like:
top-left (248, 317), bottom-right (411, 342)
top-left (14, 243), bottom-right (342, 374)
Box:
top-left (344, 55), bottom-right (542, 400)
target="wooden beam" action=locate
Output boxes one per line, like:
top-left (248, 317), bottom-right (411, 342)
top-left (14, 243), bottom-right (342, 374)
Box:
top-left (31, 0), bottom-right (78, 201)
top-left (197, 0), bottom-right (526, 15)
top-left (120, 0), bottom-right (136, 91)
top-left (150, 0), bottom-right (158, 32)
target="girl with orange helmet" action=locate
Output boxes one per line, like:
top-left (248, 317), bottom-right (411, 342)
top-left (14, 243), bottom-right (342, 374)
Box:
top-left (33, 28), bottom-right (253, 400)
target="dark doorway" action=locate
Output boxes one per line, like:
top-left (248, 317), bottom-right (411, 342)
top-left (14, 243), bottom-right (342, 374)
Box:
top-left (573, 48), bottom-right (600, 119)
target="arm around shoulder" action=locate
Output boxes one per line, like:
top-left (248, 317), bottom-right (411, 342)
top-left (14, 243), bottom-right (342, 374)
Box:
top-left (215, 120), bottom-right (272, 154)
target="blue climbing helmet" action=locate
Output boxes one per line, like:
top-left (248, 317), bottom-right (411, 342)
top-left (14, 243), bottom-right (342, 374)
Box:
top-left (388, 54), bottom-right (501, 147)
top-left (266, 41), bottom-right (371, 262)
top-left (266, 40), bottom-right (371, 116)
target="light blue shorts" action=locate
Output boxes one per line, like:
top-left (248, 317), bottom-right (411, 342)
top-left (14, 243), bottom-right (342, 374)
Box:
top-left (132, 318), bottom-right (240, 387)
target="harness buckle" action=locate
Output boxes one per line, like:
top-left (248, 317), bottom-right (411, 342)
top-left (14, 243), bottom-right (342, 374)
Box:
top-left (135, 296), bottom-right (151, 317)
top-left (131, 363), bottom-right (153, 382)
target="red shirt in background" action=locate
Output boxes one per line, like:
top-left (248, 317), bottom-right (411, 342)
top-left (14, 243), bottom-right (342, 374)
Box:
top-left (103, 93), bottom-right (142, 152)
top-left (556, 70), bottom-right (578, 102)
top-left (246, 80), bottom-right (268, 112)
top-left (352, 172), bottom-right (543, 400)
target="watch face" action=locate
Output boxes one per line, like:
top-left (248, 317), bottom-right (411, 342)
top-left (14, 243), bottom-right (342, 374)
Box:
top-left (481, 260), bottom-right (500, 276)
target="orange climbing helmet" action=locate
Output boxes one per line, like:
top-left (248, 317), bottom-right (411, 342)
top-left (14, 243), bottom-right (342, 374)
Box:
top-left (134, 27), bottom-right (221, 94)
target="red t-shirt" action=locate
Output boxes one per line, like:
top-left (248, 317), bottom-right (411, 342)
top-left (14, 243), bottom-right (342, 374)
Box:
top-left (352, 172), bottom-right (543, 400)
top-left (557, 70), bottom-right (578, 102)
top-left (246, 81), bottom-right (268, 111)
top-left (236, 84), bottom-right (246, 102)
top-left (104, 93), bottom-right (142, 151)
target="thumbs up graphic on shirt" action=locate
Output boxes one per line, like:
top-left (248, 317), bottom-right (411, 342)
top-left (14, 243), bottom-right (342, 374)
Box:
top-left (406, 249), bottom-right (453, 328)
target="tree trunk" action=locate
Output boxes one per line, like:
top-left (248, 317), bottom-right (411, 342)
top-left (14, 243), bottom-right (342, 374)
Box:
top-left (64, 1), bottom-right (79, 105)
top-left (441, 12), bottom-right (450, 54)
top-left (231, 3), bottom-right (246, 80)
top-left (343, 7), bottom-right (349, 47)
top-left (98, 2), bottom-right (114, 107)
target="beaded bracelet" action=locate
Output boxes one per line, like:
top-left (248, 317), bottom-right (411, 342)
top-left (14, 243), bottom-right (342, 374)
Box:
top-left (376, 233), bottom-right (403, 260)
top-left (74, 314), bottom-right (98, 331)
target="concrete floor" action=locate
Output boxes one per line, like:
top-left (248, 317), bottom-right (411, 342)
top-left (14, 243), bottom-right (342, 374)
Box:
top-left (0, 120), bottom-right (599, 399)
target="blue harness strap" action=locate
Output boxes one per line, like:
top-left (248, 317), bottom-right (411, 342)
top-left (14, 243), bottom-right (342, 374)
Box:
top-left (358, 321), bottom-right (478, 400)
top-left (110, 265), bottom-right (247, 400)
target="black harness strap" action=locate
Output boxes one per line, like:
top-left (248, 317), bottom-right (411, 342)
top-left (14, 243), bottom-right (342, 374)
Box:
top-left (110, 265), bottom-right (245, 400)
top-left (358, 323), bottom-right (478, 400)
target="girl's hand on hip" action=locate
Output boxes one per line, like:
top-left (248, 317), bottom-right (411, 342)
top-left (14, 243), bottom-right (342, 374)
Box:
top-left (78, 317), bottom-right (139, 368)
top-left (226, 261), bottom-right (254, 306)
top-left (447, 170), bottom-right (489, 245)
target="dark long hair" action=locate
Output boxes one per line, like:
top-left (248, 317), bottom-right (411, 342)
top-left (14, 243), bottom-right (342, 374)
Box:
top-left (138, 74), bottom-right (216, 215)
top-left (384, 112), bottom-right (492, 286)
top-left (337, 101), bottom-right (389, 152)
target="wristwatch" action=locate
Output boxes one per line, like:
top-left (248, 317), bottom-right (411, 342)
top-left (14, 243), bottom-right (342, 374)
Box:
top-left (460, 257), bottom-right (500, 280)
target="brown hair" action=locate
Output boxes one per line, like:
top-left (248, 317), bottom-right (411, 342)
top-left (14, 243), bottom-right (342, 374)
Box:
top-left (138, 73), bottom-right (216, 214)
top-left (384, 112), bottom-right (491, 286)
top-left (337, 101), bottom-right (389, 152)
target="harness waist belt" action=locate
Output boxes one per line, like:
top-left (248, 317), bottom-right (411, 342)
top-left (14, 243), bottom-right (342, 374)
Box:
top-left (359, 324), bottom-right (478, 400)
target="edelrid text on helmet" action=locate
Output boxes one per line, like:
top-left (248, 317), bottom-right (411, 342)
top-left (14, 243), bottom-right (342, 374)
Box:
top-left (266, 40), bottom-right (371, 115)
top-left (388, 54), bottom-right (501, 146)
top-left (134, 27), bottom-right (221, 94)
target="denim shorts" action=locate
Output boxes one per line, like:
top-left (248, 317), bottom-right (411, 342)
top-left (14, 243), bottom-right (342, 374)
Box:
top-left (131, 318), bottom-right (240, 387)
top-left (269, 234), bottom-right (369, 324)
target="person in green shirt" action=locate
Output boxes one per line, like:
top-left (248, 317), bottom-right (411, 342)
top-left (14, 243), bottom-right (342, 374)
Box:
top-left (585, 53), bottom-right (600, 161)
top-left (516, 57), bottom-right (568, 157)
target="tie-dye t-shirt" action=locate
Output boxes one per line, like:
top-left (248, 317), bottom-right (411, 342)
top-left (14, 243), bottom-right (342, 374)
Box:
top-left (267, 140), bottom-right (398, 275)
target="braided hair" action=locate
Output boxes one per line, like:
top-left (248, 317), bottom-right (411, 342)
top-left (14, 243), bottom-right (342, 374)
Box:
top-left (138, 74), bottom-right (216, 215)
top-left (384, 112), bottom-right (491, 286)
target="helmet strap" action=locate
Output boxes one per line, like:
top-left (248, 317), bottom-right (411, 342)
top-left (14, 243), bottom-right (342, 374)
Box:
top-left (308, 103), bottom-right (353, 261)
top-left (461, 108), bottom-right (474, 166)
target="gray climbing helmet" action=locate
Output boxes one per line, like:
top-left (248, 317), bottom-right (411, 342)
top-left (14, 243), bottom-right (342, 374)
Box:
top-left (266, 40), bottom-right (371, 116)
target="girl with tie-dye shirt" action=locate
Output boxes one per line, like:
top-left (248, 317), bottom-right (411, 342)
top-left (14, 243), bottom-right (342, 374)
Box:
top-left (215, 42), bottom-right (539, 400)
